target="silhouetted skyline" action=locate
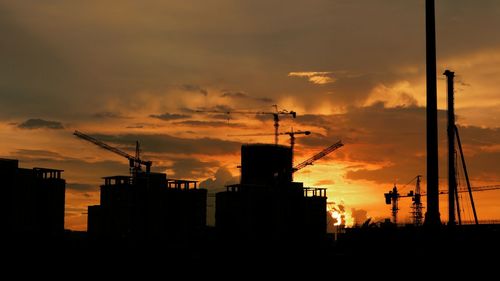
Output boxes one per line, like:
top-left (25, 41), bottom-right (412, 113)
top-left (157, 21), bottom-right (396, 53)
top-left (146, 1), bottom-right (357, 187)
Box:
top-left (1, 0), bottom-right (499, 231)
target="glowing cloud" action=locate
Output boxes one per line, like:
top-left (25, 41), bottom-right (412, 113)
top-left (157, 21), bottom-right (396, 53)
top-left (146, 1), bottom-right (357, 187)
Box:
top-left (288, 71), bottom-right (336, 85)
top-left (329, 210), bottom-right (342, 226)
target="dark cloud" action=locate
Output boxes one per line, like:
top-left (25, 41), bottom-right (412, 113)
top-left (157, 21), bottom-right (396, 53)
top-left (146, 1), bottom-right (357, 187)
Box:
top-left (457, 106), bottom-right (500, 128)
top-left (256, 97), bottom-right (274, 103)
top-left (17, 118), bottom-right (64, 129)
top-left (126, 124), bottom-right (144, 129)
top-left (173, 120), bottom-right (243, 128)
top-left (207, 114), bottom-right (232, 120)
top-left (351, 208), bottom-right (369, 226)
top-left (220, 91), bottom-right (275, 104)
top-left (168, 158), bottom-right (219, 179)
top-left (455, 125), bottom-right (500, 146)
top-left (187, 105), bottom-right (238, 120)
top-left (149, 113), bottom-right (191, 121)
top-left (125, 123), bottom-right (164, 129)
top-left (0, 8), bottom-right (76, 119)
top-left (221, 91), bottom-right (247, 98)
top-left (465, 151), bottom-right (500, 182)
top-left (200, 166), bottom-right (239, 191)
top-left (93, 111), bottom-right (129, 119)
top-left (294, 114), bottom-right (333, 129)
top-left (194, 104), bottom-right (235, 113)
top-left (1, 0), bottom-right (500, 121)
top-left (88, 133), bottom-right (241, 156)
top-left (181, 84), bottom-right (208, 96)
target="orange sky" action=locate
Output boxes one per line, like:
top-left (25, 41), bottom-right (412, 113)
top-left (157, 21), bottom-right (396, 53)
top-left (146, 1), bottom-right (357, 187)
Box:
top-left (1, 0), bottom-right (499, 230)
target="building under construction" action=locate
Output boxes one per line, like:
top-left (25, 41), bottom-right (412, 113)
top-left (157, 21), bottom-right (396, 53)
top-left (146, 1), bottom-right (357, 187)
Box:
top-left (216, 144), bottom-right (327, 242)
top-left (0, 158), bottom-right (65, 237)
top-left (73, 130), bottom-right (207, 242)
top-left (87, 171), bottom-right (207, 242)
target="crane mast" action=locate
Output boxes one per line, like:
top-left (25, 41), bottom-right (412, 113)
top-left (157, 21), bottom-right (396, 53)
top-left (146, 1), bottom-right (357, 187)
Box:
top-left (411, 175), bottom-right (424, 226)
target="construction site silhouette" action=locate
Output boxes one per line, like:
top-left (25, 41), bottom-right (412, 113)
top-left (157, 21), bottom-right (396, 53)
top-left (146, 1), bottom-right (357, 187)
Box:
top-left (2, 137), bottom-right (499, 266)
top-left (2, 0), bottom-right (500, 270)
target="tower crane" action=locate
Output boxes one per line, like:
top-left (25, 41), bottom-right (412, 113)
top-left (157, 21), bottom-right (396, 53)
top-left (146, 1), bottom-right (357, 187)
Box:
top-left (196, 104), bottom-right (296, 145)
top-left (384, 176), bottom-right (424, 225)
top-left (73, 130), bottom-right (152, 175)
top-left (385, 185), bottom-right (401, 224)
top-left (412, 175), bottom-right (424, 226)
top-left (384, 180), bottom-right (500, 225)
top-left (292, 140), bottom-right (344, 173)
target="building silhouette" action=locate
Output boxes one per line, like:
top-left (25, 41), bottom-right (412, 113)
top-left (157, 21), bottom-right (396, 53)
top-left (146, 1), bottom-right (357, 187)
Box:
top-left (87, 171), bottom-right (207, 242)
top-left (216, 144), bottom-right (327, 242)
top-left (0, 158), bottom-right (65, 237)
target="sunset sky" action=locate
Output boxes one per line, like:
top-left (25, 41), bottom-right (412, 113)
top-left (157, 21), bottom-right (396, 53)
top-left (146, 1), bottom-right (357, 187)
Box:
top-left (1, 0), bottom-right (499, 230)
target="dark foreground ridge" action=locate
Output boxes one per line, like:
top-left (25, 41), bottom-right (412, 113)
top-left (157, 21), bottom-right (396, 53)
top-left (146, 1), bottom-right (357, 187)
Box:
top-left (3, 224), bottom-right (500, 270)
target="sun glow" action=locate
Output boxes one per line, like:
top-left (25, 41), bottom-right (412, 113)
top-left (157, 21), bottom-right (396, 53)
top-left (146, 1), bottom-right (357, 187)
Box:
top-left (329, 210), bottom-right (342, 226)
top-left (328, 202), bottom-right (355, 228)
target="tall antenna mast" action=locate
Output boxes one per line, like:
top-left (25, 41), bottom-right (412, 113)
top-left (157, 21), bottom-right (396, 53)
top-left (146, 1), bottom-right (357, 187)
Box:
top-left (424, 0), bottom-right (441, 227)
